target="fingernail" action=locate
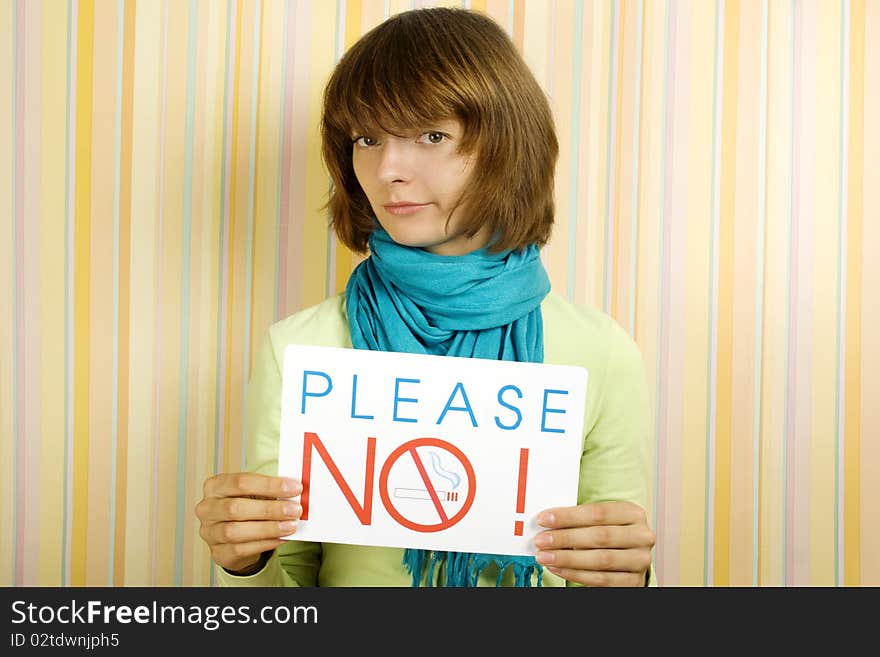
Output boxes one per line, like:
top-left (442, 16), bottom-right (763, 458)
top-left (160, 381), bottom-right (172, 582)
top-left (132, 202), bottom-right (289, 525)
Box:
top-left (281, 478), bottom-right (301, 495)
top-left (535, 551), bottom-right (555, 564)
top-left (279, 521), bottom-right (296, 533)
top-left (534, 533), bottom-right (553, 548)
top-left (283, 502), bottom-right (300, 517)
top-left (537, 512), bottom-right (555, 527)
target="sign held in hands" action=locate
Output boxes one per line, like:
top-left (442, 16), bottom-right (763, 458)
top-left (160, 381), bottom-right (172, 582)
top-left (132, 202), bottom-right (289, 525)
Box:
top-left (277, 345), bottom-right (588, 556)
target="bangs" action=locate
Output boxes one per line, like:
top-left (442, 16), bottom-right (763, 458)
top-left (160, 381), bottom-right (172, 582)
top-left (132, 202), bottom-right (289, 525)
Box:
top-left (325, 15), bottom-right (474, 138)
top-left (344, 77), bottom-right (458, 139)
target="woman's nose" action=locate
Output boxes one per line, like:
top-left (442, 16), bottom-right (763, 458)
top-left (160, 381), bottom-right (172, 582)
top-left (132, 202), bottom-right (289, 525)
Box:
top-left (375, 140), bottom-right (413, 184)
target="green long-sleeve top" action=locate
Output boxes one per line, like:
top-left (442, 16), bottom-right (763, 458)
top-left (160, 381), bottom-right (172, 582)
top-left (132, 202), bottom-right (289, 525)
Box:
top-left (216, 291), bottom-right (656, 587)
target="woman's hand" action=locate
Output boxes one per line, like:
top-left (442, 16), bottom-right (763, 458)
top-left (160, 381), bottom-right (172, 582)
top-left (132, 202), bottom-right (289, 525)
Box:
top-left (195, 473), bottom-right (302, 575)
top-left (533, 501), bottom-right (655, 587)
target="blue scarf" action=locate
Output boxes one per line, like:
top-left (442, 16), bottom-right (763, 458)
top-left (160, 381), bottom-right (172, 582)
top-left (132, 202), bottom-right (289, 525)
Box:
top-left (344, 227), bottom-right (551, 587)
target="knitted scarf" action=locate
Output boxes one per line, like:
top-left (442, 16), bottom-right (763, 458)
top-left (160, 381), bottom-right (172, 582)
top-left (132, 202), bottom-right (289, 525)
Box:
top-left (344, 227), bottom-right (551, 587)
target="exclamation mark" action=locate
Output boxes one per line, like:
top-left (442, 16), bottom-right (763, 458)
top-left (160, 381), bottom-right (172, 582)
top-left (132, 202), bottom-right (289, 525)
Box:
top-left (513, 448), bottom-right (529, 536)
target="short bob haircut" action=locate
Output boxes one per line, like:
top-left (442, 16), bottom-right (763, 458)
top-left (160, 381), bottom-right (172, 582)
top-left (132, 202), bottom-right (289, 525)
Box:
top-left (320, 7), bottom-right (558, 254)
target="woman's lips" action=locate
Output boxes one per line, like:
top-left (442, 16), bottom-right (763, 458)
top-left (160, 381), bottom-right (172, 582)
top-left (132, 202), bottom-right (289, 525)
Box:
top-left (382, 203), bottom-right (430, 215)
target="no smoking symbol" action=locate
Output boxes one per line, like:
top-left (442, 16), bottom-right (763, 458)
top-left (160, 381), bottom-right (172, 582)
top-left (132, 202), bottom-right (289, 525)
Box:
top-left (378, 438), bottom-right (477, 533)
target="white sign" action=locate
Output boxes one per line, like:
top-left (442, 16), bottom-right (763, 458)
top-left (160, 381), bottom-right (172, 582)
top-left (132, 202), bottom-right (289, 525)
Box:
top-left (277, 345), bottom-right (588, 556)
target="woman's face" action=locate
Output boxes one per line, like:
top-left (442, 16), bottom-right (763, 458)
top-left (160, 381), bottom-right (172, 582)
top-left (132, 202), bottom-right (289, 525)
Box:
top-left (351, 118), bottom-right (491, 256)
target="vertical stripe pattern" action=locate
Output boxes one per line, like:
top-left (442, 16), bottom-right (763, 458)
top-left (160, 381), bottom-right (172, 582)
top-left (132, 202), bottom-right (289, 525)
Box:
top-left (1, 0), bottom-right (878, 587)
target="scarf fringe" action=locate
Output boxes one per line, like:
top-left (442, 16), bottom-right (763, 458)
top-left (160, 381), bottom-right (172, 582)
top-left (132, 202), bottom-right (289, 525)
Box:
top-left (403, 549), bottom-right (543, 588)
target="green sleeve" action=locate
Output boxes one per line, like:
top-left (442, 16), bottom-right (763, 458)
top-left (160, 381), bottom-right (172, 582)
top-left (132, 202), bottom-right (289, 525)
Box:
top-left (215, 330), bottom-right (322, 587)
top-left (572, 322), bottom-right (657, 587)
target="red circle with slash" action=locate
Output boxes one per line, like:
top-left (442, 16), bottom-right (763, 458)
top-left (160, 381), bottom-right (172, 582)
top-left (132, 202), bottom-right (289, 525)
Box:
top-left (378, 437), bottom-right (476, 533)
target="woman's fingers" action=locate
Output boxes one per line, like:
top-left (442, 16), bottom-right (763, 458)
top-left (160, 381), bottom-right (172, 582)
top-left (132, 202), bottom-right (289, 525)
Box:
top-left (195, 473), bottom-right (304, 573)
top-left (535, 546), bottom-right (653, 574)
top-left (537, 501), bottom-right (648, 530)
top-left (203, 472), bottom-right (301, 500)
top-left (203, 518), bottom-right (299, 545)
top-left (532, 501), bottom-right (656, 587)
top-left (197, 496), bottom-right (301, 524)
top-left (534, 524), bottom-right (656, 551)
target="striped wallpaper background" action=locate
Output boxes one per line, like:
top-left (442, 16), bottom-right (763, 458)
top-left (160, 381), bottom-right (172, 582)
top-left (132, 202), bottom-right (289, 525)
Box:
top-left (1, 0), bottom-right (878, 587)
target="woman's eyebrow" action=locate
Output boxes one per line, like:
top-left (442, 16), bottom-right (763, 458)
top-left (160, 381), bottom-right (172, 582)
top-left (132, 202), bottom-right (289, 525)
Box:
top-left (349, 122), bottom-right (459, 138)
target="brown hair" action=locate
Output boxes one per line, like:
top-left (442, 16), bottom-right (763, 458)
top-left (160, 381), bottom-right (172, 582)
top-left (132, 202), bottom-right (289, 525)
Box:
top-left (320, 7), bottom-right (558, 254)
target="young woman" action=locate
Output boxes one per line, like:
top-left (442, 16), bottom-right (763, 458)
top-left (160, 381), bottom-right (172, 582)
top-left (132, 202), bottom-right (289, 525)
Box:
top-left (196, 7), bottom-right (656, 588)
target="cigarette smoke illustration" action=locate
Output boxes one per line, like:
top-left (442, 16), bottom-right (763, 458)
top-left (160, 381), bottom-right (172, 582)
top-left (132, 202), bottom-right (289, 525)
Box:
top-left (428, 451), bottom-right (460, 489)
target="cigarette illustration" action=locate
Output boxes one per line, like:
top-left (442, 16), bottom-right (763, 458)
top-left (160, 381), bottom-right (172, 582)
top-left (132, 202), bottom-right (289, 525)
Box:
top-left (394, 487), bottom-right (461, 502)
top-left (393, 451), bottom-right (463, 503)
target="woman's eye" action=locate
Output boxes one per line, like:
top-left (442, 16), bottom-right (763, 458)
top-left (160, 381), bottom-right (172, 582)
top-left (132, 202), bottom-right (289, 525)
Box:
top-left (419, 132), bottom-right (446, 144)
top-left (352, 136), bottom-right (377, 147)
